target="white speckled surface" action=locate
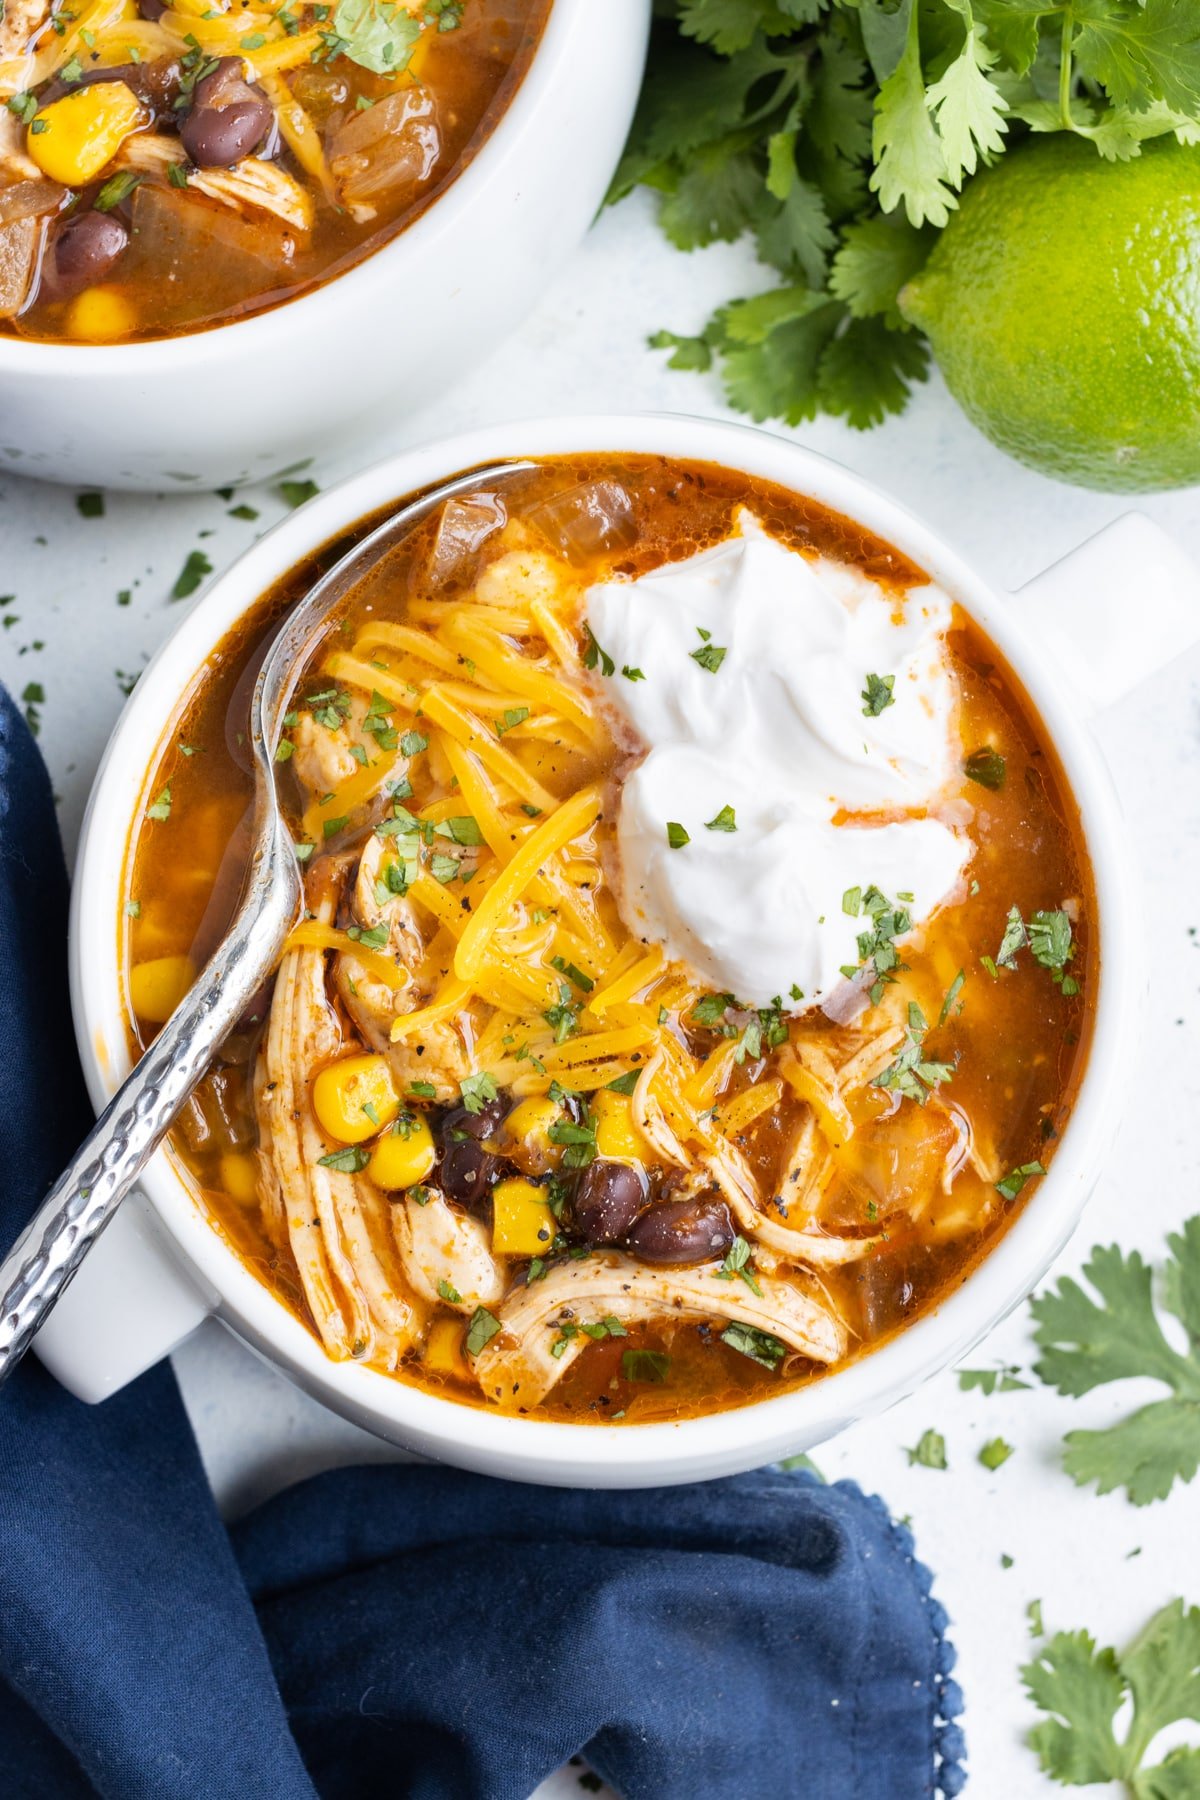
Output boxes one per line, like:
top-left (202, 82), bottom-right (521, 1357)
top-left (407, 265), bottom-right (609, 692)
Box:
top-left (3, 192), bottom-right (1200, 1798)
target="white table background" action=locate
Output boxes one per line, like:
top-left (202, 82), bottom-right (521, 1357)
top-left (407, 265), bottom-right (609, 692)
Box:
top-left (2, 191), bottom-right (1198, 1799)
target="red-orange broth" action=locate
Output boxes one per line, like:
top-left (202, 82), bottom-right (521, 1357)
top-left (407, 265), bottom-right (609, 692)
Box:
top-left (122, 455), bottom-right (1096, 1423)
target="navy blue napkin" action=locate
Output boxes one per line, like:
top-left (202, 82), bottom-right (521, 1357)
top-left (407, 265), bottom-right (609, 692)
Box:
top-left (0, 685), bottom-right (966, 1800)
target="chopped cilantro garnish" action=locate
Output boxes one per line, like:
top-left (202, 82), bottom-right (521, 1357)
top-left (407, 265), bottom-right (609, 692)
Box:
top-left (979, 1437), bottom-right (1014, 1471)
top-left (605, 1069), bottom-right (640, 1095)
top-left (958, 1364), bottom-right (1029, 1395)
top-left (705, 804), bottom-right (737, 833)
top-left (543, 986), bottom-right (580, 1043)
top-left (843, 884), bottom-right (911, 1005)
top-left (548, 1103), bottom-right (598, 1170)
top-left (720, 1322), bottom-right (785, 1370)
top-left (318, 1145), bottom-right (370, 1173)
top-left (146, 783), bottom-right (172, 822)
top-left (347, 921), bottom-right (389, 950)
top-left (459, 1072), bottom-right (498, 1115)
top-left (716, 1236), bottom-right (762, 1296)
top-left (464, 1306), bottom-right (502, 1356)
top-left (550, 955), bottom-right (594, 992)
top-left (171, 549), bottom-right (212, 600)
top-left (938, 969), bottom-right (965, 1026)
top-left (872, 1002), bottom-right (953, 1105)
top-left (666, 821), bottom-right (690, 849)
top-left (907, 1429), bottom-right (948, 1470)
top-left (621, 1349), bottom-right (670, 1383)
top-left (964, 746), bottom-right (1006, 790)
top-left (434, 815), bottom-right (484, 847)
top-left (582, 624), bottom-right (615, 677)
top-left (689, 632), bottom-right (727, 674)
top-left (861, 672), bottom-right (895, 716)
top-left (278, 478), bottom-right (319, 508)
top-left (996, 1161), bottom-right (1045, 1202)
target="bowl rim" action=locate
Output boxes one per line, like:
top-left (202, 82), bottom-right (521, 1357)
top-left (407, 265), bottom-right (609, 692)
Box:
top-left (69, 412), bottom-right (1138, 1480)
top-left (0, 0), bottom-right (579, 372)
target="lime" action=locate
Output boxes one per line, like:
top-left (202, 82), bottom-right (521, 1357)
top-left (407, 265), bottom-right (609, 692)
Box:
top-left (899, 134), bottom-right (1200, 492)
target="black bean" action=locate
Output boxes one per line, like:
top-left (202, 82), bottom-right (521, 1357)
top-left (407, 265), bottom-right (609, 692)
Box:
top-left (626, 1195), bottom-right (735, 1266)
top-left (46, 210), bottom-right (128, 294)
top-left (572, 1159), bottom-right (648, 1245)
top-left (39, 60), bottom-right (181, 116)
top-left (440, 1137), bottom-right (495, 1205)
top-left (442, 1098), bottom-right (509, 1142)
top-left (438, 1098), bottom-right (510, 1207)
top-left (181, 58), bottom-right (273, 167)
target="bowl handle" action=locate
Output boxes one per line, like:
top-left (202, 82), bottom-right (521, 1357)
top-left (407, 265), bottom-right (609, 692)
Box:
top-left (32, 1191), bottom-right (214, 1402)
top-left (1007, 511), bottom-right (1200, 718)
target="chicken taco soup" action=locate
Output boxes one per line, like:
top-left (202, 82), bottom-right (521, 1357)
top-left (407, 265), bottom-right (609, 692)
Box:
top-left (0, 0), bottom-right (546, 341)
top-left (123, 454), bottom-right (1096, 1424)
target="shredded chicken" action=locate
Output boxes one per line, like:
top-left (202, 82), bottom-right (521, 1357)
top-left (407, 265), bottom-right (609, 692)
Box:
top-left (631, 1054), bottom-right (690, 1167)
top-left (118, 133), bottom-right (313, 231)
top-left (391, 1189), bottom-right (504, 1313)
top-left (0, 0), bottom-right (49, 63)
top-left (256, 896), bottom-right (418, 1366)
top-left (333, 837), bottom-right (471, 1099)
top-left (472, 1252), bottom-right (847, 1408)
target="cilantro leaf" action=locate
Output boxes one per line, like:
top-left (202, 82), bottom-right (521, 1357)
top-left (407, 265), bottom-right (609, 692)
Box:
top-left (1031, 1218), bottom-right (1200, 1504)
top-left (648, 327), bottom-right (715, 371)
top-left (1023, 1600), bottom-right (1200, 1791)
top-left (870, 0), bottom-right (959, 228)
top-left (1073, 0), bottom-right (1200, 118)
top-left (721, 297), bottom-right (843, 424)
top-left (817, 316), bottom-right (931, 427)
top-left (755, 176), bottom-right (836, 286)
top-left (924, 18), bottom-right (1009, 184)
top-left (659, 138), bottom-right (763, 250)
top-left (829, 212), bottom-right (936, 322)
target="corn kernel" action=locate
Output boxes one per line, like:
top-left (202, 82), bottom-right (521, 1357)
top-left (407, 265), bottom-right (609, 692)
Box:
top-left (503, 1094), bottom-right (561, 1174)
top-left (591, 1088), bottom-right (647, 1163)
top-left (491, 1176), bottom-right (556, 1258)
top-left (219, 1151), bottom-right (259, 1205)
top-left (66, 285), bottom-right (138, 342)
top-left (424, 1315), bottom-right (469, 1381)
top-left (129, 953), bottom-right (194, 1024)
top-left (312, 1053), bottom-right (399, 1145)
top-left (367, 1112), bottom-right (435, 1190)
top-left (27, 82), bottom-right (144, 186)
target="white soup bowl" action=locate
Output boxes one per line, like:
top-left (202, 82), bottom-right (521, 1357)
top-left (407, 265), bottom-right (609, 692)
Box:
top-left (38, 413), bottom-right (1200, 1486)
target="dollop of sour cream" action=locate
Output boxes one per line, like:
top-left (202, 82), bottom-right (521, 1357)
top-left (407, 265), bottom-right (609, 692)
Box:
top-left (585, 512), bottom-right (971, 1012)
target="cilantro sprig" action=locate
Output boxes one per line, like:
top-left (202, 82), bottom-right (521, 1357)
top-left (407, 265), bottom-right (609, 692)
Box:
top-left (1031, 1217), bottom-right (1200, 1506)
top-left (613, 1), bottom-right (1200, 432)
top-left (1023, 1599), bottom-right (1200, 1794)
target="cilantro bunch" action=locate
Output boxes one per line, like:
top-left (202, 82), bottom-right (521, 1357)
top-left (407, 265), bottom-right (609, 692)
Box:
top-left (611, 0), bottom-right (1200, 429)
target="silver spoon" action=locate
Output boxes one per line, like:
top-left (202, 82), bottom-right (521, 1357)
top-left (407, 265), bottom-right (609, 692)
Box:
top-left (0, 459), bottom-right (536, 1385)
